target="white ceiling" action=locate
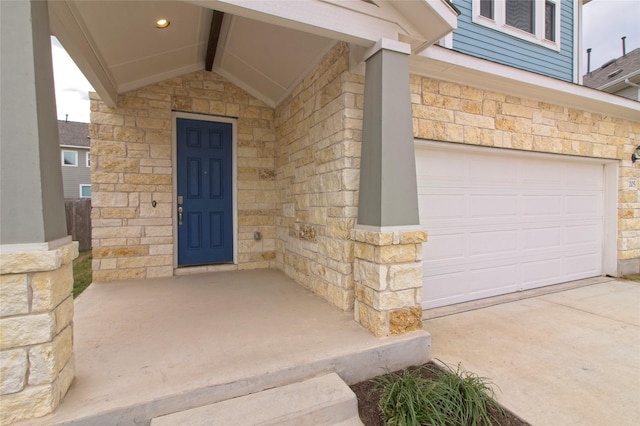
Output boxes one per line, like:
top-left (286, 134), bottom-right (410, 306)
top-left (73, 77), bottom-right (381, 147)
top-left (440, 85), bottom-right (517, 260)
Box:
top-left (50, 0), bottom-right (458, 107)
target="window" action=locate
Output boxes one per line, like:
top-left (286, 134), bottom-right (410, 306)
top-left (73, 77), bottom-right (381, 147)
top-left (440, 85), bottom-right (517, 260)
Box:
top-left (62, 150), bottom-right (78, 167)
top-left (473, 0), bottom-right (560, 50)
top-left (506, 0), bottom-right (534, 34)
top-left (80, 184), bottom-right (91, 198)
top-left (480, 0), bottom-right (493, 19)
top-left (545, 1), bottom-right (555, 42)
top-left (86, 152), bottom-right (91, 168)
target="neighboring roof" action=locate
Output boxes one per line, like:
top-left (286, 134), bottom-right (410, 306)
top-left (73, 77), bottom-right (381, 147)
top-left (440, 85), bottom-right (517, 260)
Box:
top-left (583, 48), bottom-right (640, 89)
top-left (58, 120), bottom-right (90, 148)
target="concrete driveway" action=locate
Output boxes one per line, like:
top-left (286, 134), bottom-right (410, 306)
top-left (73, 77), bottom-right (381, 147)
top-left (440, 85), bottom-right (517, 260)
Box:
top-left (424, 278), bottom-right (640, 426)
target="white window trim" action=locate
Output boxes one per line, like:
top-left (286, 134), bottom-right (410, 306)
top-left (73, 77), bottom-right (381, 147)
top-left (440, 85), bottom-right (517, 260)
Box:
top-left (61, 150), bottom-right (78, 167)
top-left (79, 184), bottom-right (91, 198)
top-left (472, 0), bottom-right (561, 51)
top-left (86, 152), bottom-right (91, 168)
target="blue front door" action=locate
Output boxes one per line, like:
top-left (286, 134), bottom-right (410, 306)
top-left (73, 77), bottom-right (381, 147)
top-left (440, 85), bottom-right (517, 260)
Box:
top-left (177, 118), bottom-right (233, 266)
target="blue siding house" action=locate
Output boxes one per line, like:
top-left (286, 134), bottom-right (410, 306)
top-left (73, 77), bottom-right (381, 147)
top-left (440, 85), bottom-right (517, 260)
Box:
top-left (450, 0), bottom-right (576, 82)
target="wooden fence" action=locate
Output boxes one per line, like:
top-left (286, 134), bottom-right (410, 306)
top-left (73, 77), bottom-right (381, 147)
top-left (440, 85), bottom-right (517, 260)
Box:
top-left (65, 199), bottom-right (91, 251)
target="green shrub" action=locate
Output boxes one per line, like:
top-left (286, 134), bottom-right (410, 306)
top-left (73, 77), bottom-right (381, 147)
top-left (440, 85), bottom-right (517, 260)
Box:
top-left (375, 363), bottom-right (503, 426)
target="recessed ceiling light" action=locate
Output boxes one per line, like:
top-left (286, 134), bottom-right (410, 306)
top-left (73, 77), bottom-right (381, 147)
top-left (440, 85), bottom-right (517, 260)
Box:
top-left (155, 19), bottom-right (170, 29)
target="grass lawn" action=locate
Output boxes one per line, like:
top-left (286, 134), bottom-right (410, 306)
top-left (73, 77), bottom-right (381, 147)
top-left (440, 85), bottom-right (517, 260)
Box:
top-left (73, 250), bottom-right (92, 297)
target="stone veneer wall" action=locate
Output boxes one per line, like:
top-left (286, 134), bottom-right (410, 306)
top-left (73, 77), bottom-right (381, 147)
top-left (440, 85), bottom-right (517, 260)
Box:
top-left (410, 76), bottom-right (640, 274)
top-left (90, 72), bottom-right (277, 281)
top-left (0, 242), bottom-right (77, 425)
top-left (273, 42), bottom-right (364, 310)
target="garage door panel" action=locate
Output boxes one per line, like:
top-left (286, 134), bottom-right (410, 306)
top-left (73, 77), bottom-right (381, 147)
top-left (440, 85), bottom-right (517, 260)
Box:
top-left (470, 265), bottom-right (517, 292)
top-left (521, 258), bottom-right (564, 284)
top-left (470, 230), bottom-right (518, 255)
top-left (422, 233), bottom-right (466, 260)
top-left (417, 145), bottom-right (604, 310)
top-left (566, 253), bottom-right (600, 276)
top-left (565, 163), bottom-right (603, 187)
top-left (471, 195), bottom-right (518, 217)
top-left (424, 272), bottom-right (467, 301)
top-left (522, 227), bottom-right (563, 249)
top-left (566, 194), bottom-right (602, 215)
top-left (523, 195), bottom-right (563, 216)
top-left (565, 224), bottom-right (600, 245)
top-left (419, 194), bottom-right (466, 219)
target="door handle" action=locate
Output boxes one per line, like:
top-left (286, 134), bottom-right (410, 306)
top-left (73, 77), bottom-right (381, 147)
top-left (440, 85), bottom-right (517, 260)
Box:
top-left (178, 206), bottom-right (183, 226)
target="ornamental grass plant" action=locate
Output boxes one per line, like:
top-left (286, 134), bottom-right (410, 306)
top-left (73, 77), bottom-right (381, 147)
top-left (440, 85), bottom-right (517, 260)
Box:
top-left (374, 362), bottom-right (503, 426)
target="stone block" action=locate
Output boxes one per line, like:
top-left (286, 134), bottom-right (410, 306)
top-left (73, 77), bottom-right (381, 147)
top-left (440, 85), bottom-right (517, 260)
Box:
top-left (93, 245), bottom-right (148, 258)
top-left (354, 242), bottom-right (375, 262)
top-left (0, 274), bottom-right (29, 317)
top-left (52, 355), bottom-right (75, 408)
top-left (30, 263), bottom-right (74, 313)
top-left (0, 313), bottom-right (53, 350)
top-left (398, 230), bottom-right (427, 244)
top-left (0, 251), bottom-right (62, 275)
top-left (376, 289), bottom-right (416, 310)
top-left (376, 244), bottom-right (417, 263)
top-left (326, 285), bottom-right (354, 311)
top-left (355, 301), bottom-right (388, 338)
top-left (388, 263), bottom-right (423, 290)
top-left (0, 384), bottom-right (53, 425)
top-left (60, 242), bottom-right (79, 266)
top-left (53, 296), bottom-right (74, 335)
top-left (0, 348), bottom-right (27, 394)
top-left (389, 306), bottom-right (423, 335)
top-left (355, 259), bottom-right (387, 291)
top-left (28, 326), bottom-right (73, 386)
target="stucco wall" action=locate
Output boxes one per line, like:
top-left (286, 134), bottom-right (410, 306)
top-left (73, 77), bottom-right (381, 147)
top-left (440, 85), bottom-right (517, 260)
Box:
top-left (274, 42), bottom-right (364, 310)
top-left (90, 71), bottom-right (277, 281)
top-left (410, 75), bottom-right (640, 273)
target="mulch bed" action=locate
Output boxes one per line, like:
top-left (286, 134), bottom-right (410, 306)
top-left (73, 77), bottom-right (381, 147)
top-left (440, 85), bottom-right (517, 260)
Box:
top-left (350, 362), bottom-right (530, 426)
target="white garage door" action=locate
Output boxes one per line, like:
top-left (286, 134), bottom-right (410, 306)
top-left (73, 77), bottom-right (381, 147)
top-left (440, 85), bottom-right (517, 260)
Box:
top-left (417, 143), bottom-right (604, 310)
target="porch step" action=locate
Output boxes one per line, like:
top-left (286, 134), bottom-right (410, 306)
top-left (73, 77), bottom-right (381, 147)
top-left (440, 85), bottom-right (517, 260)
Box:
top-left (150, 373), bottom-right (363, 426)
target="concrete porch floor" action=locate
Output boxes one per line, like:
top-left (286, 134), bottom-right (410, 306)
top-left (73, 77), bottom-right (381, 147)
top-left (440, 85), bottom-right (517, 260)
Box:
top-left (21, 269), bottom-right (429, 425)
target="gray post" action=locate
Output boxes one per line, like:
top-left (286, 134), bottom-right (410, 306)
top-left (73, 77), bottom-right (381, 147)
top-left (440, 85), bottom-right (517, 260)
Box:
top-left (1, 0), bottom-right (67, 245)
top-left (356, 39), bottom-right (420, 229)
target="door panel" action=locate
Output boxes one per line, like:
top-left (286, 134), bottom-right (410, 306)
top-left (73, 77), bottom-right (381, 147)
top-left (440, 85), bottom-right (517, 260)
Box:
top-left (177, 118), bottom-right (233, 266)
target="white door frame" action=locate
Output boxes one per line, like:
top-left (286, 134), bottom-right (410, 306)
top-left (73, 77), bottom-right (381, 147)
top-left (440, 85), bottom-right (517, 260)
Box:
top-left (172, 112), bottom-right (238, 269)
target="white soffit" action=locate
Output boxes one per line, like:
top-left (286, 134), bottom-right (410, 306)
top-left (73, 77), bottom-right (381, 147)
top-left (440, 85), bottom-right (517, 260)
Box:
top-left (412, 46), bottom-right (640, 122)
top-left (214, 15), bottom-right (335, 107)
top-left (51, 0), bottom-right (457, 107)
top-left (72, 0), bottom-right (211, 94)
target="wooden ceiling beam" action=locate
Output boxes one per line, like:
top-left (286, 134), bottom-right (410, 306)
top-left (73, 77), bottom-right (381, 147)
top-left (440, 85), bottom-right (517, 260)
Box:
top-left (205, 10), bottom-right (225, 72)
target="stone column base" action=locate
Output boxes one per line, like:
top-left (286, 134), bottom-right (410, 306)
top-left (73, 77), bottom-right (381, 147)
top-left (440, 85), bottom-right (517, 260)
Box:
top-left (0, 241), bottom-right (78, 425)
top-left (352, 229), bottom-right (427, 337)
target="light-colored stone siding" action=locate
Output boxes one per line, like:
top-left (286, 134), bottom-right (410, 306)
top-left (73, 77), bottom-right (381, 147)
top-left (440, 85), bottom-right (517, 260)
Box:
top-left (274, 42), bottom-right (364, 310)
top-left (0, 242), bottom-right (77, 425)
top-left (90, 72), bottom-right (277, 281)
top-left (90, 42), bottom-right (638, 301)
top-left (411, 75), bottom-right (640, 274)
top-left (352, 229), bottom-right (427, 336)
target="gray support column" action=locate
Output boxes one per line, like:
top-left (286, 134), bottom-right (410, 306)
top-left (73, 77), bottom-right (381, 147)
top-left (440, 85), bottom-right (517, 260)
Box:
top-left (356, 39), bottom-right (420, 229)
top-left (1, 0), bottom-right (67, 245)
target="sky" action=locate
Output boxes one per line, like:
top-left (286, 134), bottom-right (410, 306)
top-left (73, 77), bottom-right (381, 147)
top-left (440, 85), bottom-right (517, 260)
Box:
top-left (51, 0), bottom-right (640, 124)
